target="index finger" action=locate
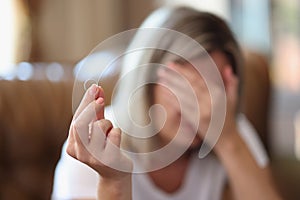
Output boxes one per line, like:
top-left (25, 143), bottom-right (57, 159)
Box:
top-left (73, 84), bottom-right (104, 120)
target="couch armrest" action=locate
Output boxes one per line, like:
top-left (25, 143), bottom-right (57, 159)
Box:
top-left (0, 80), bottom-right (73, 200)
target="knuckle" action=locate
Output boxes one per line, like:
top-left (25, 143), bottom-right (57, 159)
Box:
top-left (109, 132), bottom-right (120, 142)
top-left (115, 128), bottom-right (122, 134)
top-left (111, 128), bottom-right (121, 135)
top-left (77, 154), bottom-right (88, 164)
top-left (96, 119), bottom-right (113, 134)
top-left (108, 128), bottom-right (121, 141)
top-left (69, 123), bottom-right (78, 135)
top-left (66, 144), bottom-right (76, 158)
top-left (72, 119), bottom-right (84, 131)
top-left (76, 147), bottom-right (89, 163)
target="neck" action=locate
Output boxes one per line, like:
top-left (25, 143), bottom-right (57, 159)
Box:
top-left (148, 153), bottom-right (192, 193)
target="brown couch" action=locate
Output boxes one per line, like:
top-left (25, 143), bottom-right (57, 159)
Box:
top-left (0, 80), bottom-right (73, 200)
top-left (0, 52), bottom-right (273, 199)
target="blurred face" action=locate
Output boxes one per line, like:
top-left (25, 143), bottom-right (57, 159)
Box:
top-left (153, 51), bottom-right (231, 149)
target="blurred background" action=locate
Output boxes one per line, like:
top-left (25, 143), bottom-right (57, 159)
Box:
top-left (0, 0), bottom-right (299, 199)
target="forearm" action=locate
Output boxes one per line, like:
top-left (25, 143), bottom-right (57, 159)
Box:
top-left (97, 176), bottom-right (132, 200)
top-left (215, 130), bottom-right (282, 200)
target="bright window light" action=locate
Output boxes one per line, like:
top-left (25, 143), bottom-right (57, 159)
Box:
top-left (159, 0), bottom-right (231, 21)
top-left (0, 0), bottom-right (16, 76)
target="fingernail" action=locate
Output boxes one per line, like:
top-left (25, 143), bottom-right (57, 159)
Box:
top-left (96, 97), bottom-right (104, 105)
top-left (89, 84), bottom-right (98, 96)
top-left (167, 62), bottom-right (177, 68)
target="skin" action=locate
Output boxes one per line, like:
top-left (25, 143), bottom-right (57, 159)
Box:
top-left (67, 85), bottom-right (132, 199)
top-left (66, 51), bottom-right (282, 200)
top-left (154, 51), bottom-right (230, 148)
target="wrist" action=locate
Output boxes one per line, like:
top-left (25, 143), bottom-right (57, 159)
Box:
top-left (98, 175), bottom-right (132, 199)
top-left (99, 174), bottom-right (132, 188)
top-left (214, 126), bottom-right (242, 156)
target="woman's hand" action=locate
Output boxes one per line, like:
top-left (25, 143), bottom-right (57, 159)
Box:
top-left (158, 61), bottom-right (282, 200)
top-left (66, 84), bottom-right (132, 199)
top-left (213, 65), bottom-right (239, 149)
top-left (157, 59), bottom-right (238, 145)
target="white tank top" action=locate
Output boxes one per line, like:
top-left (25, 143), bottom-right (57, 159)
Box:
top-left (51, 112), bottom-right (268, 200)
top-left (132, 154), bottom-right (226, 200)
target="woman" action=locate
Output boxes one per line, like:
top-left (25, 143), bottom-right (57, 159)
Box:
top-left (52, 6), bottom-right (281, 200)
